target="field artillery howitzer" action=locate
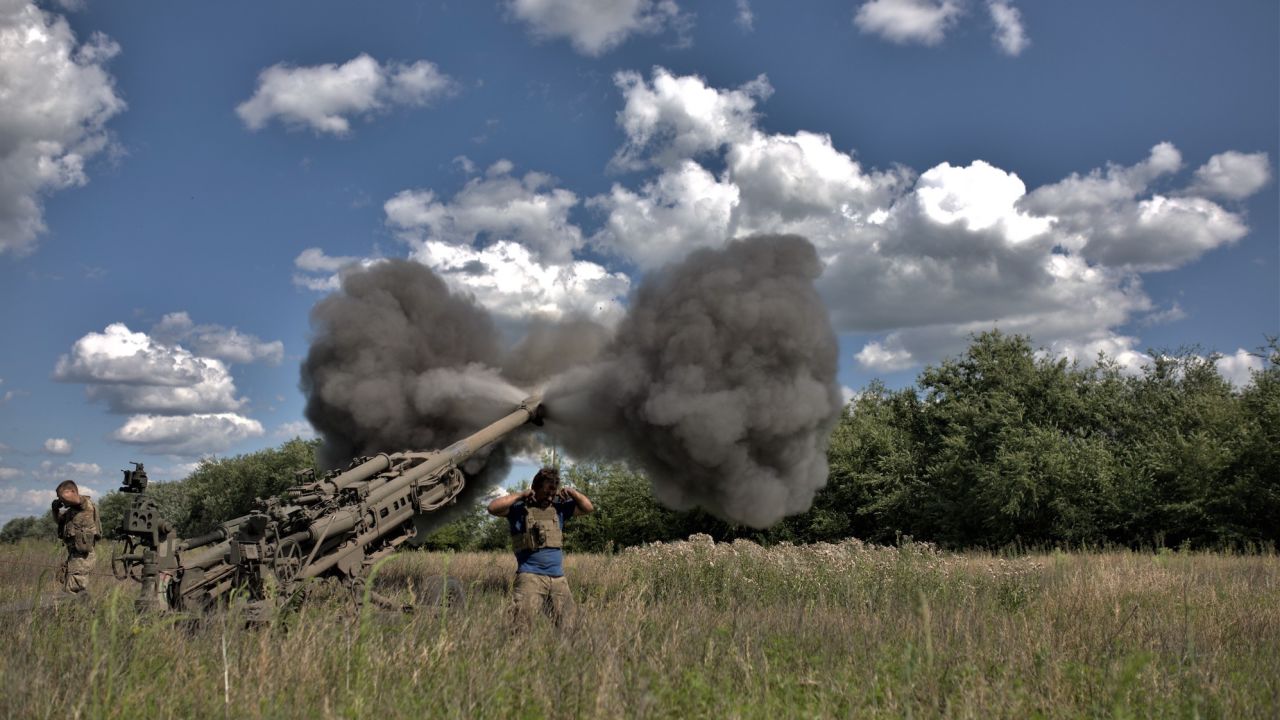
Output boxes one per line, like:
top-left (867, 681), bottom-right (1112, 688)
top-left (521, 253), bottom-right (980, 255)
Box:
top-left (111, 395), bottom-right (544, 616)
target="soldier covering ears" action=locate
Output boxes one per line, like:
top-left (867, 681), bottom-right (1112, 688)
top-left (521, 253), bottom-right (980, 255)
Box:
top-left (51, 480), bottom-right (100, 596)
top-left (487, 467), bottom-right (594, 626)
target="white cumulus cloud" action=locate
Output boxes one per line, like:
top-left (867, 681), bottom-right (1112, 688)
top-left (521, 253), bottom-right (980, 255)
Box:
top-left (54, 322), bottom-right (245, 414)
top-left (854, 0), bottom-right (962, 45)
top-left (385, 162), bottom-right (585, 263)
top-left (380, 160), bottom-right (629, 323)
top-left (590, 160), bottom-right (740, 269)
top-left (43, 438), bottom-right (72, 455)
top-left (112, 413), bottom-right (265, 456)
top-left (236, 54), bottom-right (454, 136)
top-left (150, 312), bottom-right (284, 365)
top-left (275, 420), bottom-right (317, 440)
top-left (1022, 143), bottom-right (1251, 270)
top-left (582, 69), bottom-right (1267, 374)
top-left (0, 0), bottom-right (125, 255)
top-left (611, 68), bottom-right (771, 170)
top-left (1215, 349), bottom-right (1263, 388)
top-left (0, 486), bottom-right (51, 514)
top-left (987, 0), bottom-right (1028, 56)
top-left (54, 322), bottom-right (267, 456)
top-left (855, 342), bottom-right (916, 372)
top-left (292, 248), bottom-right (381, 291)
top-left (1185, 151), bottom-right (1271, 201)
top-left (408, 239), bottom-right (628, 323)
top-left (34, 459), bottom-right (102, 480)
top-left (506, 0), bottom-right (692, 56)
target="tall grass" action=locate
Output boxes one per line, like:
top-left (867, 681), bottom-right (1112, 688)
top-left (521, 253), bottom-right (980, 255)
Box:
top-left (1, 538), bottom-right (1276, 719)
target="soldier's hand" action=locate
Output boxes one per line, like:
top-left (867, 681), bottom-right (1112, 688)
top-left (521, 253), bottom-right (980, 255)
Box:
top-left (51, 499), bottom-right (63, 513)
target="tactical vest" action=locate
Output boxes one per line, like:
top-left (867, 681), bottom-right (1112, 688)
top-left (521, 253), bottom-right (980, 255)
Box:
top-left (60, 498), bottom-right (100, 554)
top-left (512, 502), bottom-right (562, 553)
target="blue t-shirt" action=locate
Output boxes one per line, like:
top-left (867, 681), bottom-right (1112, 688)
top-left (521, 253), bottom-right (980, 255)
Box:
top-left (507, 498), bottom-right (576, 577)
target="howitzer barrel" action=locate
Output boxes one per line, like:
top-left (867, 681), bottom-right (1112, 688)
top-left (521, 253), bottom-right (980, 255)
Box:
top-left (179, 516), bottom-right (249, 552)
top-left (401, 396), bottom-right (543, 485)
top-left (182, 540), bottom-right (232, 570)
top-left (299, 396), bottom-right (542, 579)
top-left (326, 453), bottom-right (393, 493)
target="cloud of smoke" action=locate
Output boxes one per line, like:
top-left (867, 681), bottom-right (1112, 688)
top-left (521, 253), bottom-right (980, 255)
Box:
top-left (301, 234), bottom-right (840, 529)
top-left (544, 235), bottom-right (841, 527)
top-left (301, 261), bottom-right (524, 475)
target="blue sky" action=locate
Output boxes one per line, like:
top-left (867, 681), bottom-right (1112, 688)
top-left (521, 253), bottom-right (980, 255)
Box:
top-left (0, 0), bottom-right (1276, 524)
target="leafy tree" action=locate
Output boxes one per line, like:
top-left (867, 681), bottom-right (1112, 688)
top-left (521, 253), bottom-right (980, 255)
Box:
top-left (180, 439), bottom-right (319, 535)
top-left (0, 513), bottom-right (57, 543)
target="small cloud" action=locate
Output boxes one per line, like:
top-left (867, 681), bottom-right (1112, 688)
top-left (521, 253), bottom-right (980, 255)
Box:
top-left (34, 460), bottom-right (101, 480)
top-left (855, 341), bottom-right (916, 372)
top-left (0, 378), bottom-right (17, 406)
top-left (1185, 151), bottom-right (1271, 201)
top-left (151, 312), bottom-right (284, 366)
top-left (1141, 303), bottom-right (1187, 327)
top-left (987, 0), bottom-right (1029, 56)
top-left (43, 438), bottom-right (73, 455)
top-left (237, 55), bottom-right (455, 136)
top-left (506, 0), bottom-right (694, 56)
top-left (735, 0), bottom-right (754, 31)
top-left (112, 413), bottom-right (265, 456)
top-left (0, 468), bottom-right (22, 480)
top-left (1215, 349), bottom-right (1263, 389)
top-left (275, 420), bottom-right (317, 440)
top-left (292, 248), bottom-right (383, 292)
top-left (841, 386), bottom-right (858, 404)
top-left (64, 462), bottom-right (101, 476)
top-left (854, 0), bottom-right (963, 46)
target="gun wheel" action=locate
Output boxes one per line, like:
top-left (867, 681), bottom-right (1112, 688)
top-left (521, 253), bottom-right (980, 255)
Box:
top-left (271, 542), bottom-right (303, 584)
top-left (110, 537), bottom-right (143, 582)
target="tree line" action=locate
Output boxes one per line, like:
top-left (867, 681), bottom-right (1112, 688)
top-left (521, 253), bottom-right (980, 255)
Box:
top-left (5, 331), bottom-right (1276, 550)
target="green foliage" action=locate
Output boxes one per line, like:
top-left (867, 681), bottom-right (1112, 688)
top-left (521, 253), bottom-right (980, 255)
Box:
top-left (413, 504), bottom-right (502, 551)
top-left (811, 331), bottom-right (1279, 550)
top-left (178, 439), bottom-right (320, 536)
top-left (0, 513), bottom-right (56, 543)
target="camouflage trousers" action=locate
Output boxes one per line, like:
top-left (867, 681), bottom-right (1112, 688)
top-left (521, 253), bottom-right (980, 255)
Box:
top-left (59, 548), bottom-right (94, 595)
top-left (511, 572), bottom-right (574, 627)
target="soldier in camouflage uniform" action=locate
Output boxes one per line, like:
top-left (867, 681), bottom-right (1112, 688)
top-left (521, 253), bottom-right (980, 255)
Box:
top-left (487, 467), bottom-right (594, 626)
top-left (51, 480), bottom-right (100, 596)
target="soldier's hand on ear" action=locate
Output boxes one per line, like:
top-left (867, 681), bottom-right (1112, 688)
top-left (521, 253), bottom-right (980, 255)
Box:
top-left (51, 498), bottom-right (63, 513)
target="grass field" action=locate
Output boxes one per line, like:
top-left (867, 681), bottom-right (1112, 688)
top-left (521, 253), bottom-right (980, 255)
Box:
top-left (1, 537), bottom-right (1277, 719)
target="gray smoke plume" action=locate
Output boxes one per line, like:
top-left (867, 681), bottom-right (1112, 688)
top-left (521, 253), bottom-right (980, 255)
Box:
top-left (301, 235), bottom-right (840, 530)
top-left (544, 235), bottom-right (842, 528)
top-left (301, 261), bottom-right (525, 482)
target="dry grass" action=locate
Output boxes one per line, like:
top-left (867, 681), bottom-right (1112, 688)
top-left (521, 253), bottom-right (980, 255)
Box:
top-left (1, 538), bottom-right (1277, 719)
